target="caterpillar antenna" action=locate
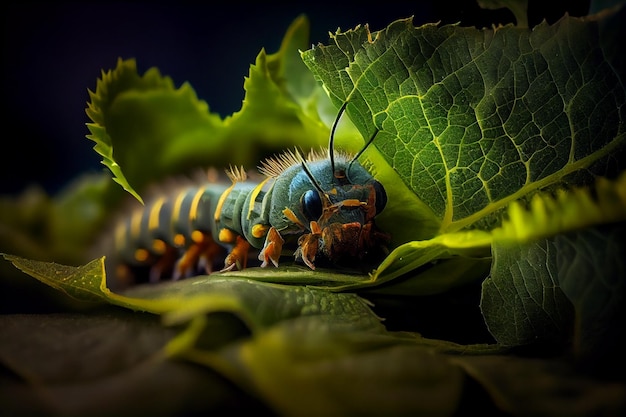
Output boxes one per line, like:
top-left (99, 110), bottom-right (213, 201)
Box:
top-left (348, 128), bottom-right (380, 176)
top-left (329, 100), bottom-right (349, 178)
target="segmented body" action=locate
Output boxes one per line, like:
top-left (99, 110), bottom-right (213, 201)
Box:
top-left (108, 149), bottom-right (389, 288)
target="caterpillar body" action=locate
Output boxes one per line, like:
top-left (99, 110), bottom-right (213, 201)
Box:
top-left (107, 106), bottom-right (390, 288)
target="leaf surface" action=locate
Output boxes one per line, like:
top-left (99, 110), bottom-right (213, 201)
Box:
top-left (86, 16), bottom-right (329, 203)
top-left (481, 173), bottom-right (626, 346)
top-left (0, 311), bottom-right (268, 416)
top-left (302, 12), bottom-right (625, 235)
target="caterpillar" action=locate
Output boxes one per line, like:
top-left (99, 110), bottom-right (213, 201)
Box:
top-left (106, 105), bottom-right (390, 288)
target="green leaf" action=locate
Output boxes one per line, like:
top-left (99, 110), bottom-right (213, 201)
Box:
top-left (85, 58), bottom-right (196, 203)
top-left (0, 311), bottom-right (267, 415)
top-left (265, 14), bottom-right (318, 106)
top-left (480, 238), bottom-right (576, 346)
top-left (317, 229), bottom-right (493, 293)
top-left (0, 253), bottom-right (383, 335)
top-left (2, 254), bottom-right (108, 305)
top-left (481, 173), bottom-right (626, 346)
top-left (0, 171), bottom-right (128, 314)
top-left (216, 319), bottom-right (466, 417)
top-left (86, 16), bottom-right (329, 203)
top-left (170, 297), bottom-right (503, 416)
top-left (1, 254), bottom-right (507, 416)
top-left (0, 174), bottom-right (118, 266)
top-left (493, 172), bottom-right (626, 243)
top-left (300, 6), bottom-right (626, 331)
top-left (301, 11), bottom-right (625, 237)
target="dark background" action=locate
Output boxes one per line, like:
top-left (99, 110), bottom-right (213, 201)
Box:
top-left (3, 1), bottom-right (591, 196)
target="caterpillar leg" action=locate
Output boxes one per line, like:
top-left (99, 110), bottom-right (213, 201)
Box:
top-left (294, 221), bottom-right (322, 270)
top-left (258, 226), bottom-right (285, 268)
top-left (220, 235), bottom-right (251, 271)
top-left (172, 231), bottom-right (227, 280)
top-left (294, 221), bottom-right (390, 270)
top-left (218, 228), bottom-right (251, 271)
top-left (149, 245), bottom-right (179, 283)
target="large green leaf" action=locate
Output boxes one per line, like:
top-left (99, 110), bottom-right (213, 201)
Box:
top-left (216, 320), bottom-right (467, 417)
top-left (301, 11), bottom-right (625, 235)
top-left (4, 308), bottom-right (624, 416)
top-left (86, 15), bottom-right (328, 203)
top-left (300, 4), bottom-right (626, 346)
top-left (481, 172), bottom-right (626, 348)
top-left (0, 254), bottom-right (506, 416)
top-left (0, 254), bottom-right (383, 333)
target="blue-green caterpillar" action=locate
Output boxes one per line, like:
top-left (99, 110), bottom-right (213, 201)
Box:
top-left (107, 106), bottom-right (389, 287)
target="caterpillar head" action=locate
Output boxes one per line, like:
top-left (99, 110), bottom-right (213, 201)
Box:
top-left (262, 150), bottom-right (389, 269)
top-left (260, 101), bottom-right (390, 270)
top-left (298, 157), bottom-right (390, 269)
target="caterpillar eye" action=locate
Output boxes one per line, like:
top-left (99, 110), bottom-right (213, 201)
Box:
top-left (301, 189), bottom-right (323, 221)
top-left (372, 181), bottom-right (387, 214)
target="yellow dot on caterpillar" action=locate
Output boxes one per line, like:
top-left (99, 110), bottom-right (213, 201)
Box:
top-left (251, 224), bottom-right (269, 238)
top-left (173, 233), bottom-right (185, 247)
top-left (191, 230), bottom-right (205, 244)
top-left (134, 248), bottom-right (150, 262)
top-left (152, 239), bottom-right (166, 254)
top-left (219, 228), bottom-right (237, 243)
